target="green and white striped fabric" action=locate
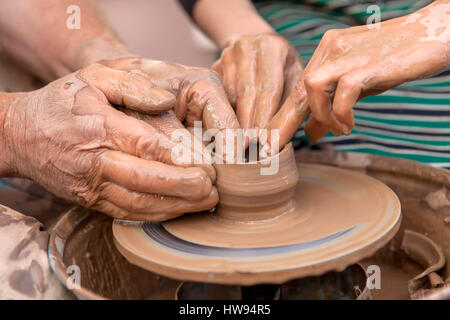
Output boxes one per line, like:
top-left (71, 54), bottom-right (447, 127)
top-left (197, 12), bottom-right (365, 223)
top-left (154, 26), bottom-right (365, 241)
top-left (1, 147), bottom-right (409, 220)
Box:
top-left (255, 0), bottom-right (450, 169)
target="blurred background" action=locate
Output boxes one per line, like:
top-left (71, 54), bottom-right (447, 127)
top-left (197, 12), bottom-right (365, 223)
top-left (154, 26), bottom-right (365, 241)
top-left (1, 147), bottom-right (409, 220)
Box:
top-left (0, 0), bottom-right (218, 93)
top-left (98, 0), bottom-right (218, 67)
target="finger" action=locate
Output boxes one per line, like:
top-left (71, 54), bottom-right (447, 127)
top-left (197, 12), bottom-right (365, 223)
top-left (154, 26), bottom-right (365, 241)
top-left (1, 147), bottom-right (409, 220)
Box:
top-left (304, 116), bottom-right (330, 142)
top-left (183, 72), bottom-right (242, 161)
top-left (76, 99), bottom-right (183, 165)
top-left (72, 82), bottom-right (206, 170)
top-left (253, 43), bottom-right (286, 129)
top-left (184, 75), bottom-right (240, 131)
top-left (265, 30), bottom-right (344, 151)
top-left (101, 150), bottom-right (213, 201)
top-left (213, 48), bottom-right (237, 106)
top-left (77, 63), bottom-right (176, 113)
top-left (105, 113), bottom-right (178, 164)
top-left (95, 183), bottom-right (219, 221)
top-left (234, 41), bottom-right (257, 129)
top-left (332, 73), bottom-right (361, 135)
top-left (123, 109), bottom-right (216, 183)
top-left (281, 49), bottom-right (303, 104)
top-left (92, 199), bottom-right (184, 221)
top-left (304, 71), bottom-right (344, 136)
top-left (267, 79), bottom-right (310, 151)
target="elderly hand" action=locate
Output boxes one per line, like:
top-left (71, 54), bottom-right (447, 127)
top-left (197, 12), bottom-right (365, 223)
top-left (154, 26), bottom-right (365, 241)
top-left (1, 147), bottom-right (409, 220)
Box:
top-left (0, 63), bottom-right (219, 221)
top-left (212, 34), bottom-right (303, 134)
top-left (269, 1), bottom-right (450, 146)
top-left (100, 57), bottom-right (241, 133)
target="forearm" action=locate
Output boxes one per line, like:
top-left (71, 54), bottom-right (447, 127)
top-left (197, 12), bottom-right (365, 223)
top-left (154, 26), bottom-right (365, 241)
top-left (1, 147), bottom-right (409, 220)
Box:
top-left (192, 0), bottom-right (275, 48)
top-left (0, 0), bottom-right (133, 81)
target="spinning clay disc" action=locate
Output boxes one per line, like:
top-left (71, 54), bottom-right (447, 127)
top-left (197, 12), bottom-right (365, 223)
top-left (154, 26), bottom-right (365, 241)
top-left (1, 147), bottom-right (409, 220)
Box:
top-left (113, 144), bottom-right (401, 285)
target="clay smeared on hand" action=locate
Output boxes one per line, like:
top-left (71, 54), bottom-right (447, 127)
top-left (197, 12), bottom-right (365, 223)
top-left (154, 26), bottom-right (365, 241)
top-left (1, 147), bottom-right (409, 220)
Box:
top-left (100, 57), bottom-right (241, 160)
top-left (0, 64), bottom-right (220, 221)
top-left (269, 0), bottom-right (450, 147)
top-left (212, 33), bottom-right (303, 149)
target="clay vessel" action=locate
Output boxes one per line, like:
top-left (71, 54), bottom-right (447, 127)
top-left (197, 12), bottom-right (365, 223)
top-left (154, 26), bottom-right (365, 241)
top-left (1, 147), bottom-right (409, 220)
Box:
top-left (214, 143), bottom-right (298, 222)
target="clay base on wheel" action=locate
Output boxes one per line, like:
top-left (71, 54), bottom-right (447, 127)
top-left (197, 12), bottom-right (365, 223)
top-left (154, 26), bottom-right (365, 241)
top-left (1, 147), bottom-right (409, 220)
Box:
top-left (113, 163), bottom-right (401, 285)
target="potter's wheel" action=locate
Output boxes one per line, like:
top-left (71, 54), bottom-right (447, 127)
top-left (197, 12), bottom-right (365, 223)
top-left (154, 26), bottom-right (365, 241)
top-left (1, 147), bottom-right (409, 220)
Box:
top-left (113, 145), bottom-right (401, 285)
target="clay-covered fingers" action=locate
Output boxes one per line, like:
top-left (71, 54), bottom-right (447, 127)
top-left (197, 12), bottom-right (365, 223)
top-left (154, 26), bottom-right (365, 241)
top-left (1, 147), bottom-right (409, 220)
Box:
top-left (213, 48), bottom-right (237, 106)
top-left (77, 63), bottom-right (176, 113)
top-left (184, 76), bottom-right (242, 161)
top-left (304, 68), bottom-right (368, 141)
top-left (100, 150), bottom-right (213, 201)
top-left (304, 116), bottom-right (329, 143)
top-left (268, 79), bottom-right (309, 150)
top-left (267, 29), bottom-right (344, 147)
top-left (93, 184), bottom-right (218, 222)
top-left (234, 41), bottom-right (257, 130)
top-left (185, 72), bottom-right (240, 132)
top-left (122, 109), bottom-right (216, 182)
top-left (303, 71), bottom-right (346, 137)
top-left (99, 111), bottom-right (177, 165)
top-left (281, 47), bottom-right (304, 104)
top-left (253, 38), bottom-right (287, 129)
top-left (330, 73), bottom-right (360, 132)
top-left (97, 149), bottom-right (217, 221)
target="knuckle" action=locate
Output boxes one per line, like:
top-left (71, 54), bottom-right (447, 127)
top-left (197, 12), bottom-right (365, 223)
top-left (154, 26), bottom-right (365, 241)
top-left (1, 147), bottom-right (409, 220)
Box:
top-left (74, 186), bottom-right (99, 209)
top-left (304, 74), bottom-right (327, 91)
top-left (185, 167), bottom-right (209, 186)
top-left (191, 69), bottom-right (223, 89)
top-left (340, 75), bottom-right (359, 91)
top-left (322, 29), bottom-right (339, 42)
top-left (70, 154), bottom-right (104, 208)
top-left (234, 38), bottom-right (246, 49)
top-left (263, 33), bottom-right (285, 46)
top-left (221, 47), bottom-right (232, 59)
top-left (128, 193), bottom-right (156, 213)
top-left (203, 70), bottom-right (222, 85)
top-left (333, 105), bottom-right (347, 118)
top-left (237, 84), bottom-right (256, 98)
top-left (313, 112), bottom-right (329, 124)
top-left (76, 63), bottom-right (104, 82)
top-left (212, 61), bottom-right (222, 74)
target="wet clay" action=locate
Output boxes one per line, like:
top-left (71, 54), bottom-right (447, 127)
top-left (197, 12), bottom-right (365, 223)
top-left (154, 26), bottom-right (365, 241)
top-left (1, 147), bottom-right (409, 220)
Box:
top-left (401, 230), bottom-right (447, 299)
top-left (113, 144), bottom-right (401, 285)
top-left (50, 150), bottom-right (450, 299)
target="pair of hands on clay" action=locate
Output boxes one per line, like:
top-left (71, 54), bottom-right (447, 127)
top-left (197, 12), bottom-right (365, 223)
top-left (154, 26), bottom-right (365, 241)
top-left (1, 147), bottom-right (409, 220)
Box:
top-left (213, 33), bottom-right (303, 134)
top-left (209, 1), bottom-right (449, 148)
top-left (0, 58), bottom-right (240, 221)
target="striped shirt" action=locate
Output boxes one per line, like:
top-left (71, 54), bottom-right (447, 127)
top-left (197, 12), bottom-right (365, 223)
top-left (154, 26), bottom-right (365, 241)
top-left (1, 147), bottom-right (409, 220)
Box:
top-left (180, 0), bottom-right (450, 169)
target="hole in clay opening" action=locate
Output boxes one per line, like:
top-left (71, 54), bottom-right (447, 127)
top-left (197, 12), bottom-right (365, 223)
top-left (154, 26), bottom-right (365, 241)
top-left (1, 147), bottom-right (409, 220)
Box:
top-left (214, 142), bottom-right (285, 165)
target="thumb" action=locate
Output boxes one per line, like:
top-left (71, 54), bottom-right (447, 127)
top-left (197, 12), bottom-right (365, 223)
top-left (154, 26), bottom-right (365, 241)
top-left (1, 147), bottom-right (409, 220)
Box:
top-left (76, 63), bottom-right (175, 113)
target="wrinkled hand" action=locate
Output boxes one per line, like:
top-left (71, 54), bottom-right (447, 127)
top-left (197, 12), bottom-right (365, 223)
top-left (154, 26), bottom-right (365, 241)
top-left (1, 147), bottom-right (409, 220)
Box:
top-left (1, 64), bottom-right (219, 221)
top-left (212, 34), bottom-right (303, 133)
top-left (270, 2), bottom-right (450, 146)
top-left (100, 57), bottom-right (241, 133)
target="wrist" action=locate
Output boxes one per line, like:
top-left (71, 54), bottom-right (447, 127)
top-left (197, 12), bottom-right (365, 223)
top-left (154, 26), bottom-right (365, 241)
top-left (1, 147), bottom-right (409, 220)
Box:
top-left (0, 92), bottom-right (22, 177)
top-left (70, 37), bottom-right (137, 72)
top-left (218, 13), bottom-right (276, 49)
top-left (194, 0), bottom-right (275, 49)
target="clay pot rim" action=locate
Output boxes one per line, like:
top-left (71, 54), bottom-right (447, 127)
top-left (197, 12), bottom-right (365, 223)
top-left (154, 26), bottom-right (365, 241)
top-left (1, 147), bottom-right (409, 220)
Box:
top-left (213, 143), bottom-right (292, 168)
